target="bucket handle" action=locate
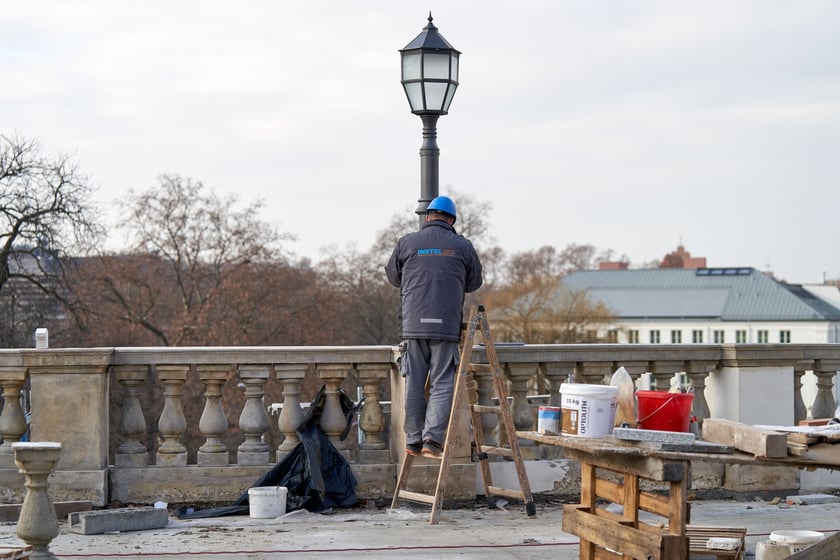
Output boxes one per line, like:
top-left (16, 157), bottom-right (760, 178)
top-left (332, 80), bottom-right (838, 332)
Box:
top-left (636, 395), bottom-right (678, 427)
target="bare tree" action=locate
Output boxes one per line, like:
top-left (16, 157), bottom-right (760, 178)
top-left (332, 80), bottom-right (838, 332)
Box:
top-left (0, 133), bottom-right (101, 346)
top-left (69, 174), bottom-right (296, 346)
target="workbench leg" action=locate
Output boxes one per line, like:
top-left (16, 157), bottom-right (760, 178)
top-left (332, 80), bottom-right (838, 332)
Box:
top-left (579, 462), bottom-right (597, 560)
top-left (668, 462), bottom-right (690, 560)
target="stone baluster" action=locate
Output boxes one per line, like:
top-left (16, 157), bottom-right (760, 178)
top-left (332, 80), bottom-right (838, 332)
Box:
top-left (613, 361), bottom-right (647, 388)
top-left (0, 367), bottom-right (28, 468)
top-left (649, 360), bottom-right (685, 391)
top-left (684, 360), bottom-right (716, 424)
top-left (474, 364), bottom-right (498, 446)
top-left (316, 363), bottom-right (352, 456)
top-left (274, 365), bottom-right (307, 460)
top-left (540, 361), bottom-right (574, 407)
top-left (812, 359), bottom-right (840, 420)
top-left (13, 442), bottom-right (61, 560)
top-left (793, 361), bottom-right (812, 424)
top-left (504, 362), bottom-right (538, 445)
top-left (155, 365), bottom-right (189, 467)
top-left (114, 365), bottom-right (150, 468)
top-left (196, 365), bottom-right (231, 466)
top-left (237, 365), bottom-right (270, 465)
top-left (575, 362), bottom-right (613, 385)
top-left (355, 364), bottom-right (389, 463)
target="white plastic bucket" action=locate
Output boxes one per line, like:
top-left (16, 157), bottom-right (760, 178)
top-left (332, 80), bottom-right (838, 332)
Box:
top-left (560, 383), bottom-right (618, 438)
top-left (537, 406), bottom-right (561, 434)
top-left (248, 486), bottom-right (288, 519)
top-left (769, 530), bottom-right (825, 552)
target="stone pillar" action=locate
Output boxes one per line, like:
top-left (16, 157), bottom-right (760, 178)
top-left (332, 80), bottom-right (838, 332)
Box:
top-left (355, 364), bottom-right (389, 463)
top-left (0, 367), bottom-right (28, 468)
top-left (196, 365), bottom-right (230, 466)
top-left (274, 364), bottom-right (307, 461)
top-left (576, 361), bottom-right (612, 386)
top-left (13, 442), bottom-right (61, 560)
top-left (237, 365), bottom-right (270, 465)
top-left (793, 361), bottom-right (812, 424)
top-left (114, 365), bottom-right (149, 468)
top-left (155, 365), bottom-right (189, 467)
top-left (649, 360), bottom-right (684, 391)
top-left (812, 359), bottom-right (839, 420)
top-left (614, 361), bottom-right (648, 387)
top-left (685, 360), bottom-right (716, 424)
top-left (540, 361), bottom-right (574, 407)
top-left (474, 365), bottom-right (498, 446)
top-left (504, 362), bottom-right (538, 450)
top-left (316, 363), bottom-right (352, 456)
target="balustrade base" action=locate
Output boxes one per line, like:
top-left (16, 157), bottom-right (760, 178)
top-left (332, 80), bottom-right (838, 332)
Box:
top-left (236, 451), bottom-right (270, 466)
top-left (0, 469), bottom-right (107, 508)
top-left (110, 466), bottom-right (272, 505)
top-left (115, 453), bottom-right (149, 468)
top-left (197, 452), bottom-right (229, 467)
top-left (724, 464), bottom-right (800, 493)
top-left (0, 454), bottom-right (15, 470)
top-left (357, 449), bottom-right (391, 464)
top-left (155, 453), bottom-right (187, 467)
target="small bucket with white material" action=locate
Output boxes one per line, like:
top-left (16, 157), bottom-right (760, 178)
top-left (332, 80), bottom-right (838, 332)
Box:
top-left (248, 486), bottom-right (288, 519)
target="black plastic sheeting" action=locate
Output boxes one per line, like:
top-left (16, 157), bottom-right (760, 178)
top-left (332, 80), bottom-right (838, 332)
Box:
top-left (176, 385), bottom-right (361, 519)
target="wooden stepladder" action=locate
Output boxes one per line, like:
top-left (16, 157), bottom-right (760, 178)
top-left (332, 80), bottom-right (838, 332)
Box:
top-left (390, 305), bottom-right (536, 524)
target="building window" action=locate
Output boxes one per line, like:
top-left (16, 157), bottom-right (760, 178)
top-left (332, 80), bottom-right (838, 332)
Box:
top-left (713, 330), bottom-right (725, 343)
top-left (692, 330), bottom-right (703, 343)
top-left (628, 330), bottom-right (639, 344)
top-left (607, 329), bottom-right (618, 343)
top-left (757, 330), bottom-right (769, 343)
top-left (779, 330), bottom-right (791, 343)
top-left (736, 330), bottom-right (747, 343)
top-left (671, 330), bottom-right (682, 344)
top-left (650, 330), bottom-right (660, 344)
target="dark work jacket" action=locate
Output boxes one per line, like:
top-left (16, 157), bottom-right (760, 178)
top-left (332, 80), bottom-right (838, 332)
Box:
top-left (385, 219), bottom-right (483, 341)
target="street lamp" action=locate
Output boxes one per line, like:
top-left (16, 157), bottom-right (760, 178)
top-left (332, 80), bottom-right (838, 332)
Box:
top-left (399, 13), bottom-right (460, 227)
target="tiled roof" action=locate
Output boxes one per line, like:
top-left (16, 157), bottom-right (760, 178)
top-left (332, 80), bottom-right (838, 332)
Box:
top-left (563, 268), bottom-right (840, 321)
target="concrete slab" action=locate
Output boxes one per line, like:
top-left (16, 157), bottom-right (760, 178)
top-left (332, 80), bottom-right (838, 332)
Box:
top-left (613, 427), bottom-right (696, 444)
top-left (786, 493), bottom-right (840, 505)
top-left (68, 507), bottom-right (169, 535)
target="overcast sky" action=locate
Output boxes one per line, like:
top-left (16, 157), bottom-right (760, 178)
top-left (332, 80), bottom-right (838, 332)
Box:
top-left (2, 1), bottom-right (838, 283)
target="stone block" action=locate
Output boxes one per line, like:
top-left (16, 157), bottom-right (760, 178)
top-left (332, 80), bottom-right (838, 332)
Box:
top-left (724, 464), bottom-right (799, 492)
top-left (68, 507), bottom-right (168, 535)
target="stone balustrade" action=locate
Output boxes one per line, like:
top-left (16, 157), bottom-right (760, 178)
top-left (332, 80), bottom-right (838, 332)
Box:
top-left (0, 343), bottom-right (838, 507)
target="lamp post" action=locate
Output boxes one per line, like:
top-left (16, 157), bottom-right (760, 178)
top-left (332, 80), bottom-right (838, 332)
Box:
top-left (400, 13), bottom-right (460, 227)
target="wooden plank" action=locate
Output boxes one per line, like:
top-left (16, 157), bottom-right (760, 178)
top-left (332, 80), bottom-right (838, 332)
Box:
top-left (701, 418), bottom-right (788, 458)
top-left (563, 504), bottom-right (680, 560)
top-left (563, 446), bottom-right (688, 482)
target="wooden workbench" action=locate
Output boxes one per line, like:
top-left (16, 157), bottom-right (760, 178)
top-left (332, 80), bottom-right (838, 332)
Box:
top-left (517, 431), bottom-right (840, 560)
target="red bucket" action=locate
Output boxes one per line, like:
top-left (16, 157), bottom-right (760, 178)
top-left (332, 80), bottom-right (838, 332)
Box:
top-left (636, 390), bottom-right (694, 432)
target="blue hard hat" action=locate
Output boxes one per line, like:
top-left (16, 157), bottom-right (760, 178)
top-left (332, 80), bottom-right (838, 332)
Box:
top-left (426, 196), bottom-right (457, 222)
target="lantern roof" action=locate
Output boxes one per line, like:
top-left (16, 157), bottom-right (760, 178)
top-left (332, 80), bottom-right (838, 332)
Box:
top-left (401, 13), bottom-right (460, 54)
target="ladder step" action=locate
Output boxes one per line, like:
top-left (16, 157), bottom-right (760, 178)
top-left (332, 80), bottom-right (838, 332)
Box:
top-left (487, 486), bottom-right (528, 500)
top-left (397, 489), bottom-right (437, 505)
top-left (471, 404), bottom-right (501, 414)
top-left (468, 363), bottom-right (492, 373)
top-left (479, 445), bottom-right (514, 457)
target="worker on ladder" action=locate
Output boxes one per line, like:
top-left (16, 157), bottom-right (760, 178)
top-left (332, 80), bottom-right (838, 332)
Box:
top-left (385, 195), bottom-right (483, 458)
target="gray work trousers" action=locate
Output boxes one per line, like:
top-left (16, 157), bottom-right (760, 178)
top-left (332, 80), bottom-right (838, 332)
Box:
top-left (401, 338), bottom-right (459, 446)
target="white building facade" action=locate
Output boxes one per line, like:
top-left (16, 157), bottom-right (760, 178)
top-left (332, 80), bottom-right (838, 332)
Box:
top-left (564, 268), bottom-right (840, 344)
